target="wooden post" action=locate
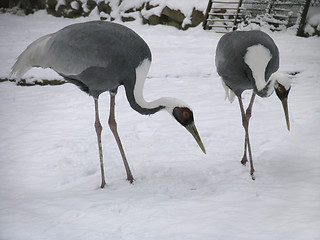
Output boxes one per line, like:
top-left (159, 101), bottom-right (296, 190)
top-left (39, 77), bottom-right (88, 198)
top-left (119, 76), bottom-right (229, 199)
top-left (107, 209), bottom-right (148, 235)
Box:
top-left (297, 0), bottom-right (311, 36)
top-left (266, 0), bottom-right (275, 14)
top-left (203, 0), bottom-right (214, 30)
top-left (232, 0), bottom-right (243, 31)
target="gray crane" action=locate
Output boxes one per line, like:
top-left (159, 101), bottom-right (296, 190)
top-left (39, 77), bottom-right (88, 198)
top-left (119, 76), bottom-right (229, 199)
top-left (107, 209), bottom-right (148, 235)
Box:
top-left (215, 30), bottom-right (291, 180)
top-left (10, 21), bottom-right (206, 188)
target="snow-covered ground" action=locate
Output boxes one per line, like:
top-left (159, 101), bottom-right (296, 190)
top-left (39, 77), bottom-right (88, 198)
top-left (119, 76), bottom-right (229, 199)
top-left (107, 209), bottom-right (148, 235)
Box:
top-left (1, 10), bottom-right (320, 240)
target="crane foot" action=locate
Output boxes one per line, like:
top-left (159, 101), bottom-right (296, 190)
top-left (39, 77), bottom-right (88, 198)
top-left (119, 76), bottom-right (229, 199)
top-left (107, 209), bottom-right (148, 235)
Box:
top-left (101, 179), bottom-right (106, 188)
top-left (250, 171), bottom-right (255, 181)
top-left (241, 155), bottom-right (248, 165)
top-left (127, 176), bottom-right (135, 184)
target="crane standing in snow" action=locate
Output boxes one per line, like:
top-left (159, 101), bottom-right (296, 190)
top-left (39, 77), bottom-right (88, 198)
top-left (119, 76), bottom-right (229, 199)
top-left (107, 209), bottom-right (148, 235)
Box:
top-left (10, 21), bottom-right (206, 188)
top-left (215, 30), bottom-right (291, 180)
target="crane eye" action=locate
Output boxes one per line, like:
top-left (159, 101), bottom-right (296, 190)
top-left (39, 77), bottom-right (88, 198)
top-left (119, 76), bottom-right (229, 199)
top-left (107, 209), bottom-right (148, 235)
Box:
top-left (182, 110), bottom-right (190, 119)
top-left (277, 83), bottom-right (285, 93)
top-left (275, 83), bottom-right (290, 100)
top-left (173, 107), bottom-right (194, 126)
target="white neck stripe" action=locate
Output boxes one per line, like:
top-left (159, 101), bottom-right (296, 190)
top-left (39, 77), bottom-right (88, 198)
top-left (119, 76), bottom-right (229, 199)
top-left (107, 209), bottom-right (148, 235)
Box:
top-left (244, 44), bottom-right (272, 92)
top-left (134, 59), bottom-right (190, 114)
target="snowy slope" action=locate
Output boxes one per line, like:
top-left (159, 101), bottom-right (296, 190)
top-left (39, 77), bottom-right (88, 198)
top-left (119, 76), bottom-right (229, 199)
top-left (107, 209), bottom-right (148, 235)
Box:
top-left (0, 11), bottom-right (320, 240)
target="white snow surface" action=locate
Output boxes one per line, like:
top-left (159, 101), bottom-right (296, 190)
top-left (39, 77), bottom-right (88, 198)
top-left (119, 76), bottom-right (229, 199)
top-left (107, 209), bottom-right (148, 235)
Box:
top-left (1, 11), bottom-right (320, 240)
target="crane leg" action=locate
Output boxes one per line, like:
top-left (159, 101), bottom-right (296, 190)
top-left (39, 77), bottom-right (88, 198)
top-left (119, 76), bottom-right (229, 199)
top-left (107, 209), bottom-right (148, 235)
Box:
top-left (94, 99), bottom-right (107, 188)
top-left (241, 137), bottom-right (248, 165)
top-left (241, 93), bottom-right (256, 165)
top-left (238, 94), bottom-right (256, 180)
top-left (108, 92), bottom-right (134, 183)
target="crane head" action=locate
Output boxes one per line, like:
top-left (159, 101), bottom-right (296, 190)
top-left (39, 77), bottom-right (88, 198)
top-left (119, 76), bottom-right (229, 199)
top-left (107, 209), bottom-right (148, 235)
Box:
top-left (172, 107), bottom-right (206, 154)
top-left (273, 73), bottom-right (291, 131)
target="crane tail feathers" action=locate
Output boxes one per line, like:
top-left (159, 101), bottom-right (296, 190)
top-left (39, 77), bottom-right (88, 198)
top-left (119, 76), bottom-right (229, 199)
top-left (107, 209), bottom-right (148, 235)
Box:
top-left (221, 80), bottom-right (235, 103)
top-left (9, 34), bottom-right (52, 80)
top-left (9, 60), bottom-right (32, 80)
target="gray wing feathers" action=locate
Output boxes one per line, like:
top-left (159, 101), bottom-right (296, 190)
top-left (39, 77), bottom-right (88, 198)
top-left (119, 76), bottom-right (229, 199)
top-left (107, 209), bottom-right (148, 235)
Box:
top-left (45, 31), bottom-right (110, 76)
top-left (10, 34), bottom-right (53, 79)
top-left (9, 21), bottom-right (151, 94)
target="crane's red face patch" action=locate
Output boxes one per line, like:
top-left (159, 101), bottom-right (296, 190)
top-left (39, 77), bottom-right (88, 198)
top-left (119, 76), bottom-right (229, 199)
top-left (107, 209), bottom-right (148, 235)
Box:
top-left (173, 107), bottom-right (194, 126)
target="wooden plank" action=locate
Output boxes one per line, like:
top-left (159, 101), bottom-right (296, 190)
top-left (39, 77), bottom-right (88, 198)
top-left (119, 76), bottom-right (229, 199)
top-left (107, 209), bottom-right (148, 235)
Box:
top-left (208, 25), bottom-right (233, 28)
top-left (209, 12), bottom-right (238, 16)
top-left (212, 19), bottom-right (238, 22)
top-left (273, 2), bottom-right (304, 6)
top-left (243, 1), bottom-right (303, 5)
top-left (272, 8), bottom-right (292, 12)
top-left (211, 7), bottom-right (241, 10)
top-left (242, 1), bottom-right (270, 4)
top-left (212, 1), bottom-right (239, 3)
top-left (272, 14), bottom-right (290, 18)
top-left (242, 8), bottom-right (265, 11)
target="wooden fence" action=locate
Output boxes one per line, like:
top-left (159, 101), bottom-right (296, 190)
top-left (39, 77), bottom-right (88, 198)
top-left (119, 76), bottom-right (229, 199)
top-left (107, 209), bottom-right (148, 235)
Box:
top-left (203, 0), bottom-right (312, 36)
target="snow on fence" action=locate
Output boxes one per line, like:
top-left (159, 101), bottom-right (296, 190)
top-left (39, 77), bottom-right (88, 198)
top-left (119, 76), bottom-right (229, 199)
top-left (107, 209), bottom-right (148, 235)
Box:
top-left (203, 0), bottom-right (318, 36)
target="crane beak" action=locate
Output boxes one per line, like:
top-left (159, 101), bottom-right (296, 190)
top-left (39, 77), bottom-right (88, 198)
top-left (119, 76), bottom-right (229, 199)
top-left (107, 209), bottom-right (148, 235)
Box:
top-left (281, 98), bottom-right (290, 131)
top-left (275, 83), bottom-right (291, 131)
top-left (185, 122), bottom-right (206, 154)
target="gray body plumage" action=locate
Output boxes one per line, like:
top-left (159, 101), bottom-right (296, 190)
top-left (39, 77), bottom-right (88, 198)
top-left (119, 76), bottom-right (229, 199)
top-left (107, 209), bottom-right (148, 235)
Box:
top-left (215, 30), bottom-right (279, 97)
top-left (214, 30), bottom-right (291, 179)
top-left (10, 21), bottom-right (207, 186)
top-left (11, 21), bottom-right (162, 114)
